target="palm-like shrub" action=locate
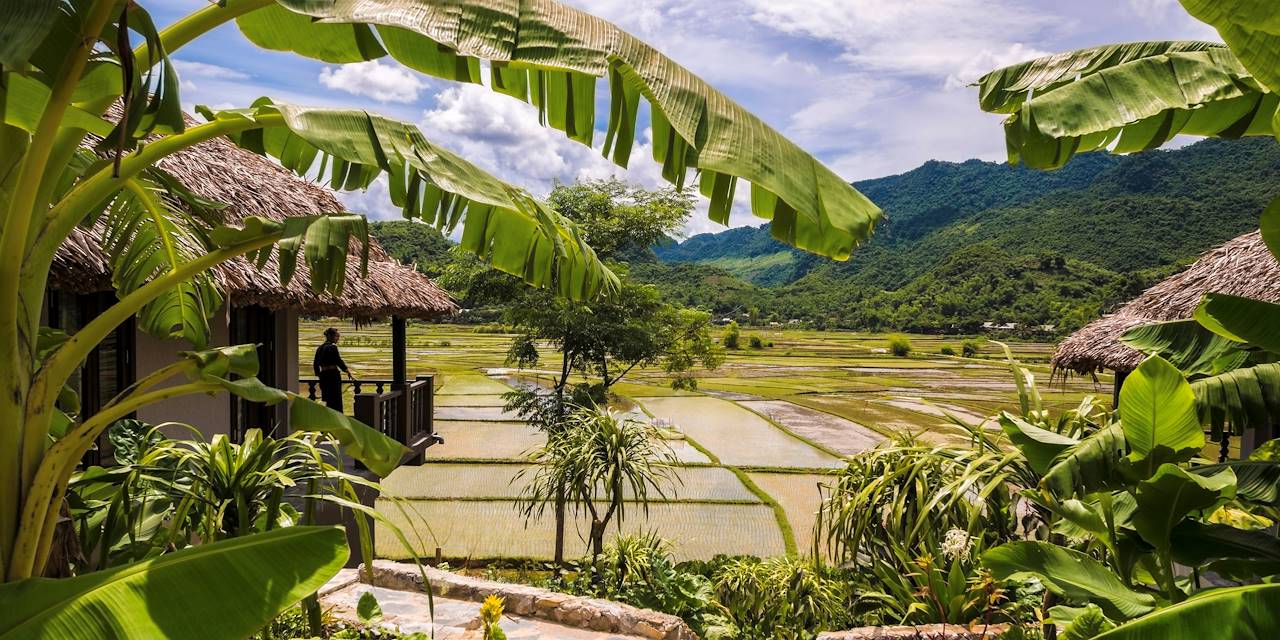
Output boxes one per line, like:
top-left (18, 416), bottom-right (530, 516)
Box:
top-left (517, 406), bottom-right (678, 560)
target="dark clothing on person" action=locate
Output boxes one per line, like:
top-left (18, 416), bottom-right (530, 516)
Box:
top-left (313, 342), bottom-right (348, 412)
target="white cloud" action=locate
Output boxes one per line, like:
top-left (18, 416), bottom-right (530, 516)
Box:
top-left (319, 60), bottom-right (428, 104)
top-left (944, 43), bottom-right (1053, 90)
top-left (744, 0), bottom-right (1060, 84)
top-left (172, 59), bottom-right (248, 80)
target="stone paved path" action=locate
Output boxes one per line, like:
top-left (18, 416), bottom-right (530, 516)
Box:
top-left (321, 579), bottom-right (646, 639)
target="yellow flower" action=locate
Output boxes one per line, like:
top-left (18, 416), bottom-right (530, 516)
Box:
top-left (480, 594), bottom-right (505, 625)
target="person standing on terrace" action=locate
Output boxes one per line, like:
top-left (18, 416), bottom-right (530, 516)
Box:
top-left (314, 327), bottom-right (355, 412)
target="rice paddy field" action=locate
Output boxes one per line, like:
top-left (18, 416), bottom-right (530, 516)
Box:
top-left (300, 321), bottom-right (1108, 563)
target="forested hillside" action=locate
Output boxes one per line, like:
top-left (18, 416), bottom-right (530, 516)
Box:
top-left (646, 138), bottom-right (1278, 333)
top-left (374, 138), bottom-right (1279, 335)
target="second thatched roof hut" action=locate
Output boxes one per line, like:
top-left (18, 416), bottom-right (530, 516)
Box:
top-left (1052, 230), bottom-right (1280, 375)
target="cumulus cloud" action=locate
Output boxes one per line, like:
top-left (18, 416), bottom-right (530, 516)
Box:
top-left (172, 59), bottom-right (248, 79)
top-left (744, 0), bottom-right (1059, 84)
top-left (319, 60), bottom-right (428, 104)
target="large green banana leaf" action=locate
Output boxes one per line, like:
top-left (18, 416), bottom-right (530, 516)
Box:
top-left (1131, 464), bottom-right (1236, 556)
top-left (1118, 356), bottom-right (1205, 474)
top-left (1192, 459), bottom-right (1280, 505)
top-left (1196, 293), bottom-right (1280, 354)
top-left (198, 101), bottom-right (617, 301)
top-left (239, 0), bottom-right (883, 261)
top-left (1170, 520), bottom-right (1280, 575)
top-left (976, 41), bottom-right (1276, 169)
top-left (999, 411), bottom-right (1079, 475)
top-left (1119, 320), bottom-right (1248, 377)
top-left (0, 0), bottom-right (60, 68)
top-left (0, 525), bottom-right (348, 639)
top-left (1093, 583), bottom-right (1280, 639)
top-left (983, 541), bottom-right (1158, 621)
top-left (1180, 0), bottom-right (1280, 97)
top-left (1042, 423), bottom-right (1129, 498)
top-left (1190, 363), bottom-right (1280, 436)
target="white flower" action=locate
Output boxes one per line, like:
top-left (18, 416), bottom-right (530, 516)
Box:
top-left (941, 528), bottom-right (971, 562)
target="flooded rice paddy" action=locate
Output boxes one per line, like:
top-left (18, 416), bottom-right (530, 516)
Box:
top-left (302, 322), bottom-right (1105, 562)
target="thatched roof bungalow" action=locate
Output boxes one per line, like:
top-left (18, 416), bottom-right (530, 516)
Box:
top-left (51, 120), bottom-right (456, 457)
top-left (1052, 231), bottom-right (1278, 376)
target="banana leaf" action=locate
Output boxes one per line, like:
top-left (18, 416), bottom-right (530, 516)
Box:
top-left (1192, 460), bottom-right (1280, 506)
top-left (1179, 0), bottom-right (1280, 96)
top-left (242, 0), bottom-right (884, 261)
top-left (1093, 583), bottom-right (1280, 639)
top-left (1042, 423), bottom-right (1129, 498)
top-left (1131, 465), bottom-right (1236, 556)
top-left (1119, 356), bottom-right (1204, 475)
top-left (1190, 363), bottom-right (1280, 438)
top-left (0, 525), bottom-right (348, 639)
top-left (976, 41), bottom-right (1275, 169)
top-left (1196, 294), bottom-right (1280, 355)
top-left (984, 541), bottom-right (1158, 621)
top-left (199, 101), bottom-right (618, 301)
top-left (1120, 320), bottom-right (1248, 377)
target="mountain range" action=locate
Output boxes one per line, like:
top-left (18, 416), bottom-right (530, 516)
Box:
top-left (371, 137), bottom-right (1280, 335)
top-left (642, 137), bottom-right (1280, 334)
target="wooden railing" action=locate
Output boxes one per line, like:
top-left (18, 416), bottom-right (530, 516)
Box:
top-left (300, 375), bottom-right (437, 468)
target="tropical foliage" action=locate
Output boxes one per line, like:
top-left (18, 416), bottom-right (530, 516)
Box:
top-left (956, 4), bottom-right (1280, 635)
top-left (0, 0), bottom-right (864, 637)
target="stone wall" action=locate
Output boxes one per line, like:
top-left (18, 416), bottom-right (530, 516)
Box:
top-left (819, 624), bottom-right (1010, 639)
top-left (365, 560), bottom-right (697, 640)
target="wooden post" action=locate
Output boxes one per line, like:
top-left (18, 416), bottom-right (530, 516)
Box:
top-left (392, 315), bottom-right (407, 390)
top-left (1112, 370), bottom-right (1128, 410)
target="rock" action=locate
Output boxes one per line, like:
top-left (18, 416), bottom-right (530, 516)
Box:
top-left (364, 560), bottom-right (697, 639)
top-left (818, 623), bottom-right (1011, 639)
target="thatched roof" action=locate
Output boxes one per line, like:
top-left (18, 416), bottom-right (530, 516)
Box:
top-left (52, 116), bottom-right (457, 321)
top-left (1053, 230), bottom-right (1279, 374)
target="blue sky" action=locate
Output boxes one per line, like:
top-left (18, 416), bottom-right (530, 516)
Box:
top-left (150, 0), bottom-right (1220, 234)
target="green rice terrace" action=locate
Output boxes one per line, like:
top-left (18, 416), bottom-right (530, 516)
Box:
top-left (301, 321), bottom-right (1106, 563)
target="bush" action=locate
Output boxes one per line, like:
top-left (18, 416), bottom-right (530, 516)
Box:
top-left (962, 340), bottom-right (981, 358)
top-left (748, 335), bottom-right (764, 349)
top-left (940, 346), bottom-right (956, 356)
top-left (888, 334), bottom-right (912, 357)
top-left (722, 321), bottom-right (741, 350)
top-left (560, 533), bottom-right (733, 638)
top-left (713, 557), bottom-right (852, 639)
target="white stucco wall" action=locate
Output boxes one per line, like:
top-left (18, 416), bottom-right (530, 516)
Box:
top-left (135, 305), bottom-right (232, 438)
top-left (134, 304), bottom-right (300, 439)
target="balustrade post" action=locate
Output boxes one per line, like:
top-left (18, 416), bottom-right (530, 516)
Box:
top-left (392, 315), bottom-right (407, 390)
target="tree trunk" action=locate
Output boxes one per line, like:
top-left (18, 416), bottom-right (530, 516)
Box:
top-left (553, 486), bottom-right (566, 566)
top-left (589, 519), bottom-right (606, 562)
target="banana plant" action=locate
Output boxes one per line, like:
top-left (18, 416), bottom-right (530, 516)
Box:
top-left (1, 2), bottom-right (885, 637)
top-left (982, 357), bottom-right (1280, 634)
top-left (0, 525), bottom-right (349, 640)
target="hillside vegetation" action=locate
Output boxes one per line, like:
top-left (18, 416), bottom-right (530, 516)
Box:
top-left (646, 138), bottom-right (1277, 333)
top-left (374, 139), bottom-right (1278, 335)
